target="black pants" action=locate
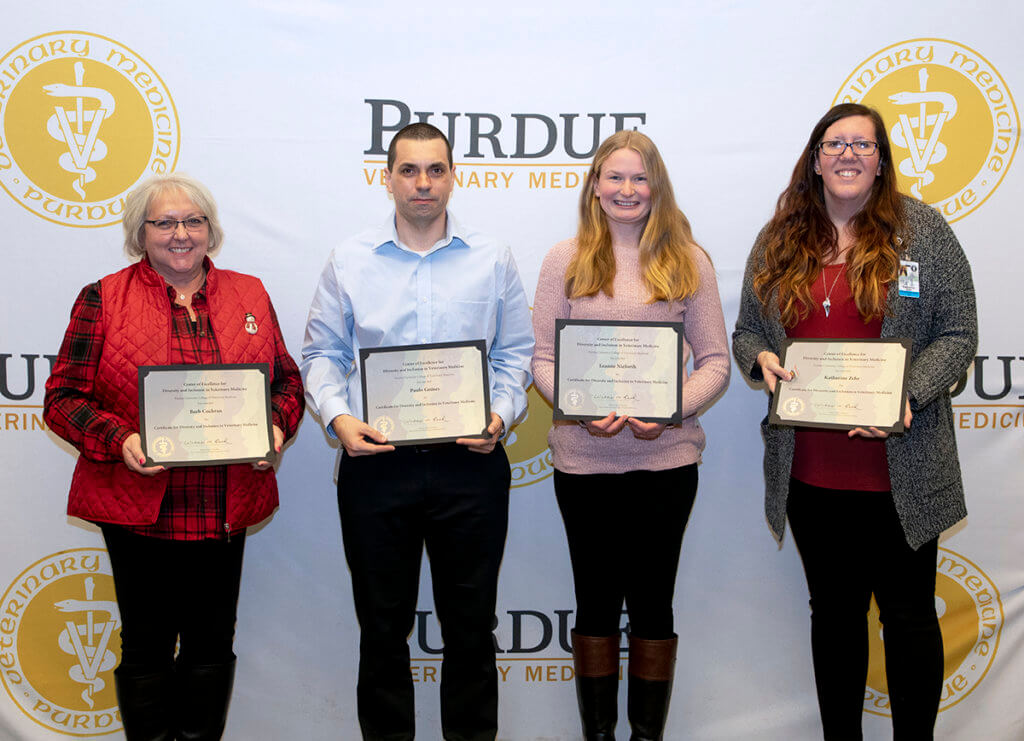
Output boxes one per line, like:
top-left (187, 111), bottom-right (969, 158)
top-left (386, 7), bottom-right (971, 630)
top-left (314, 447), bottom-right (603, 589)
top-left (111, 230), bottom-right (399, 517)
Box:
top-left (338, 444), bottom-right (511, 741)
top-left (554, 465), bottom-right (697, 640)
top-left (787, 478), bottom-right (943, 741)
top-left (101, 525), bottom-right (246, 670)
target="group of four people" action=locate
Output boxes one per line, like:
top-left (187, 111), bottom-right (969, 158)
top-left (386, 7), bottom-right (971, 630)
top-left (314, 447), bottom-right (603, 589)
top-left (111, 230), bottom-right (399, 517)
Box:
top-left (44, 102), bottom-right (976, 741)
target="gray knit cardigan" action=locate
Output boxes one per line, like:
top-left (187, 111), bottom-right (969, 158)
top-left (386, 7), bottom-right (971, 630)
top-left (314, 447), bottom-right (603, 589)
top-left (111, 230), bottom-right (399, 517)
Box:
top-left (732, 196), bottom-right (978, 550)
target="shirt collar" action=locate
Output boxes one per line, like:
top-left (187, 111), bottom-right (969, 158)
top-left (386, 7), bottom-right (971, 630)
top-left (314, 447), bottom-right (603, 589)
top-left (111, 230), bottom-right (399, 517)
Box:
top-left (373, 210), bottom-right (468, 256)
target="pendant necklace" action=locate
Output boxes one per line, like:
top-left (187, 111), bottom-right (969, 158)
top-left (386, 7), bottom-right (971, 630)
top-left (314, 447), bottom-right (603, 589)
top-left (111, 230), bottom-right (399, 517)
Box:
top-left (821, 264), bottom-right (845, 318)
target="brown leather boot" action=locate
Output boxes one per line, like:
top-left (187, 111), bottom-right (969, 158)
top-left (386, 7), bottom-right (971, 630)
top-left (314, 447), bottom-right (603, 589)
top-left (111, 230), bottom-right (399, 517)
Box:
top-left (627, 635), bottom-right (677, 741)
top-left (572, 630), bottom-right (621, 740)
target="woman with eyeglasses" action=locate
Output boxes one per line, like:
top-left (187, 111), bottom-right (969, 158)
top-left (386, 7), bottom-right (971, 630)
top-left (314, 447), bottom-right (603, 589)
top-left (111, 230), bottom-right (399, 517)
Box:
top-left (733, 103), bottom-right (977, 739)
top-left (532, 130), bottom-right (730, 740)
top-left (44, 173), bottom-right (304, 740)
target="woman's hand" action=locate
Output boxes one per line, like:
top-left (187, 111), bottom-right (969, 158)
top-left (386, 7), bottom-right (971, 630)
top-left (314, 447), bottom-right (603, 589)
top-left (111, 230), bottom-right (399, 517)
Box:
top-left (253, 425), bottom-right (285, 470)
top-left (581, 412), bottom-right (628, 436)
top-left (626, 418), bottom-right (667, 440)
top-left (757, 351), bottom-right (792, 393)
top-left (121, 433), bottom-right (166, 476)
top-left (848, 398), bottom-right (913, 439)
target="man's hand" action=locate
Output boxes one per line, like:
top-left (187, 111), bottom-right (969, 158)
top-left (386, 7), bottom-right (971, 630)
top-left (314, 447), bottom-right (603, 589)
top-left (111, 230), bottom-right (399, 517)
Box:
top-left (332, 414), bottom-right (395, 456)
top-left (457, 413), bottom-right (504, 454)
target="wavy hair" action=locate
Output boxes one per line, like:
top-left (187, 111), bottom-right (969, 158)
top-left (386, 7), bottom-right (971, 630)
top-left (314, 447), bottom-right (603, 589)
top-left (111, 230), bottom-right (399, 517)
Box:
top-left (123, 173), bottom-right (224, 259)
top-left (565, 130), bottom-right (704, 302)
top-left (753, 103), bottom-right (905, 326)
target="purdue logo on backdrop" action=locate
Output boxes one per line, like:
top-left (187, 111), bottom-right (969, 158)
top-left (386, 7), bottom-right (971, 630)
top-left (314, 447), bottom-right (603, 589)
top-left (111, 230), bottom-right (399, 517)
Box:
top-left (863, 547), bottom-right (1002, 716)
top-left (0, 549), bottom-right (123, 734)
top-left (505, 385), bottom-right (554, 488)
top-left (834, 39), bottom-right (1018, 222)
top-left (0, 31), bottom-right (179, 228)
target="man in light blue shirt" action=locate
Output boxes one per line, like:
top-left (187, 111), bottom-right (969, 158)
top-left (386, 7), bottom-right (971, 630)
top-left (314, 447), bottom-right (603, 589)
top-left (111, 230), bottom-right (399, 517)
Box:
top-left (301, 123), bottom-right (533, 741)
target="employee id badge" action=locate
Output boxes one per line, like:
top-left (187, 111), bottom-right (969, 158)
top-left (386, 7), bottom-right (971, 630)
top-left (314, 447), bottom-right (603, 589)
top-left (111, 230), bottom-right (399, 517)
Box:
top-left (898, 260), bottom-right (920, 298)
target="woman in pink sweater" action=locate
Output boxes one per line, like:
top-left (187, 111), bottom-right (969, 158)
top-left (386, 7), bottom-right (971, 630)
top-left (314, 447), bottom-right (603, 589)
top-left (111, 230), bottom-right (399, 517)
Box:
top-left (532, 130), bottom-right (730, 740)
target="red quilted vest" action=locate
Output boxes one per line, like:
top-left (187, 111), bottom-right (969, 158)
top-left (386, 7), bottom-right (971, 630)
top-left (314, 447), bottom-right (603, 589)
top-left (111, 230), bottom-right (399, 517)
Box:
top-left (67, 259), bottom-right (281, 530)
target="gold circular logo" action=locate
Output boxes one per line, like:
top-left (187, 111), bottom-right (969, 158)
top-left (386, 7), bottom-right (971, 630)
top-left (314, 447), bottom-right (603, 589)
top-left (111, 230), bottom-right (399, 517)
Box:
top-left (151, 435), bottom-right (174, 458)
top-left (0, 548), bottom-right (122, 735)
top-left (834, 38), bottom-right (1018, 222)
top-left (863, 546), bottom-right (1002, 716)
top-left (0, 31), bottom-right (180, 228)
top-left (564, 389), bottom-right (584, 410)
top-left (373, 415), bottom-right (395, 437)
top-left (505, 384), bottom-right (554, 488)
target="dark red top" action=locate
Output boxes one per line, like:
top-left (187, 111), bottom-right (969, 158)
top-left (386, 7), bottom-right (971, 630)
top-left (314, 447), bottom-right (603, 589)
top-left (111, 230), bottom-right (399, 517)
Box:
top-left (787, 264), bottom-right (890, 491)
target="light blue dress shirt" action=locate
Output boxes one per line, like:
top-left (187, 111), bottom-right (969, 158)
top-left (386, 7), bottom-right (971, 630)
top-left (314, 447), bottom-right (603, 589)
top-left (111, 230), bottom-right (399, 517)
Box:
top-left (301, 211), bottom-right (534, 437)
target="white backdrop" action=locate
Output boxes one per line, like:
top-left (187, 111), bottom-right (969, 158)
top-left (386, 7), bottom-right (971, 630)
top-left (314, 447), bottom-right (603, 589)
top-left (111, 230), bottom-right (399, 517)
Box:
top-left (1, 2), bottom-right (1021, 739)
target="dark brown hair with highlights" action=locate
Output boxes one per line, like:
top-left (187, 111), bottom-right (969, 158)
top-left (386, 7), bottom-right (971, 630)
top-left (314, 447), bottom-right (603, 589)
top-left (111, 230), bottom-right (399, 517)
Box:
top-left (753, 103), bottom-right (905, 326)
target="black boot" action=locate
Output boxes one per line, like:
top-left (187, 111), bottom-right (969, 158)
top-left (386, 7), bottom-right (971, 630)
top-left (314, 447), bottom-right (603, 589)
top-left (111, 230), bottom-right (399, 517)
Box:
top-left (572, 630), bottom-right (620, 740)
top-left (627, 635), bottom-right (677, 741)
top-left (114, 663), bottom-right (174, 741)
top-left (175, 658), bottom-right (236, 740)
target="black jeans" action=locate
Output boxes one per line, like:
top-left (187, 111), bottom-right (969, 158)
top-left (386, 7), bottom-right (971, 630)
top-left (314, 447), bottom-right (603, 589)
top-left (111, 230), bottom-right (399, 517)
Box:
top-left (338, 443), bottom-right (511, 741)
top-left (787, 478), bottom-right (943, 741)
top-left (554, 465), bottom-right (697, 640)
top-left (101, 525), bottom-right (246, 670)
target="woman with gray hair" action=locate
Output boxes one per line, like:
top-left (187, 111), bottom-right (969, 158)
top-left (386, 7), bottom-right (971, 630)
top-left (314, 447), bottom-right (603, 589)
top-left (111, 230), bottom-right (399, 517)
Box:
top-left (44, 173), bottom-right (304, 740)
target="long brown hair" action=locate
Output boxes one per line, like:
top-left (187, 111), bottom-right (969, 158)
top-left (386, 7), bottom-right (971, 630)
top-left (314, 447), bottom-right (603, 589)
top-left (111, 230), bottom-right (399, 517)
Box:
top-left (753, 103), bottom-right (905, 326)
top-left (565, 130), bottom-right (704, 302)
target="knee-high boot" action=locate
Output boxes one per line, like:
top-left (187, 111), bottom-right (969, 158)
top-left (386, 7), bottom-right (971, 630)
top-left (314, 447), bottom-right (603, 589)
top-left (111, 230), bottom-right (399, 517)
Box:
top-left (175, 658), bottom-right (236, 740)
top-left (572, 631), bottom-right (620, 740)
top-left (627, 635), bottom-right (677, 741)
top-left (114, 663), bottom-right (175, 741)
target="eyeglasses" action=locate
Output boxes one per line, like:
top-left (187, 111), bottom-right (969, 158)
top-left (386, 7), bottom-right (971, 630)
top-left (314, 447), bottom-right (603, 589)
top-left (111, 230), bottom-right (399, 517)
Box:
top-left (818, 140), bottom-right (878, 157)
top-left (144, 216), bottom-right (209, 233)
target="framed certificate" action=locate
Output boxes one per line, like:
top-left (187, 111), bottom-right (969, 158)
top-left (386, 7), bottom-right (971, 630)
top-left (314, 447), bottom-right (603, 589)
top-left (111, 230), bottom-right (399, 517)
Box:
top-left (138, 363), bottom-right (274, 467)
top-left (553, 319), bottom-right (684, 423)
top-left (769, 338), bottom-right (912, 432)
top-left (359, 340), bottom-right (491, 445)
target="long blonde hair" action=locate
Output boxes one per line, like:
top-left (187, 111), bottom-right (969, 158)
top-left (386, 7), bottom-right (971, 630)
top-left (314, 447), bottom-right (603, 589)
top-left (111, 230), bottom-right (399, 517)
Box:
top-left (565, 130), bottom-right (704, 302)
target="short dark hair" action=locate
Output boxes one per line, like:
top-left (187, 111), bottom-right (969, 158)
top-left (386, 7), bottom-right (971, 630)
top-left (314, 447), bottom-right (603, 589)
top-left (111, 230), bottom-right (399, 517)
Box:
top-left (386, 122), bottom-right (453, 170)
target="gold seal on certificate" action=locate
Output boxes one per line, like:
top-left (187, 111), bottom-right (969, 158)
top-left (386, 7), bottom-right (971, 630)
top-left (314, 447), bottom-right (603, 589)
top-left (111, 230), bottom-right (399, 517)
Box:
top-left (553, 320), bottom-right (684, 423)
top-left (138, 364), bottom-right (274, 467)
top-left (769, 338), bottom-right (912, 432)
top-left (359, 340), bottom-right (491, 445)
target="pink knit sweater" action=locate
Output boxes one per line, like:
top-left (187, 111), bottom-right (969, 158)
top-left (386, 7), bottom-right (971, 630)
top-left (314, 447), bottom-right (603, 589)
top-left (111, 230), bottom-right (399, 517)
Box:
top-left (531, 238), bottom-right (730, 474)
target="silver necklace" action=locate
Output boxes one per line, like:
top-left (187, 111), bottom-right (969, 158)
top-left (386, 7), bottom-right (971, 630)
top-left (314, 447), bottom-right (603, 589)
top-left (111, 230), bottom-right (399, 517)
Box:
top-left (821, 264), bottom-right (845, 318)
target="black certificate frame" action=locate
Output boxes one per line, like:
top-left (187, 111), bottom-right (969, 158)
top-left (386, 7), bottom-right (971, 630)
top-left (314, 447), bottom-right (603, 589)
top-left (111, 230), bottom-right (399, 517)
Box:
top-left (359, 339), bottom-right (492, 446)
top-left (552, 319), bottom-right (685, 424)
top-left (138, 363), bottom-right (274, 468)
top-left (768, 337), bottom-right (912, 432)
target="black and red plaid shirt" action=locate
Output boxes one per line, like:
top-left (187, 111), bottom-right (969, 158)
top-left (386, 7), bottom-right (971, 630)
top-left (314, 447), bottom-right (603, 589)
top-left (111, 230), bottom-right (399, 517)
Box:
top-left (45, 274), bottom-right (304, 540)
